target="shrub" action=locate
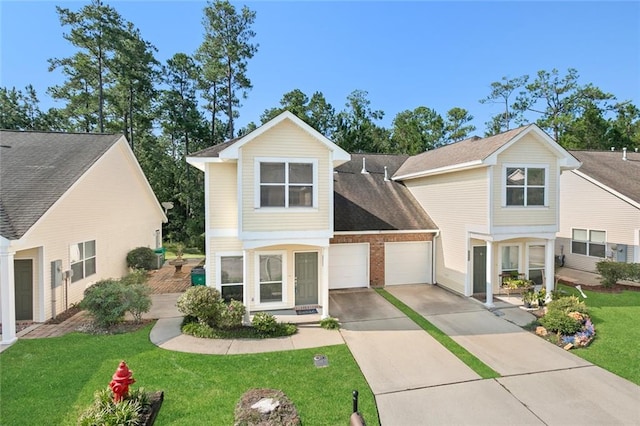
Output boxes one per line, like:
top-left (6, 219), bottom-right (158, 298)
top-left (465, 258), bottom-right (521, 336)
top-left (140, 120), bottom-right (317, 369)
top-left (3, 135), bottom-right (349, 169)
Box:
top-left (176, 286), bottom-right (225, 325)
top-left (251, 312), bottom-right (278, 335)
top-left (126, 247), bottom-right (157, 270)
top-left (121, 284), bottom-right (151, 324)
top-left (596, 260), bottom-right (640, 287)
top-left (320, 317), bottom-right (340, 330)
top-left (81, 279), bottom-right (129, 328)
top-left (546, 295), bottom-right (588, 315)
top-left (540, 309), bottom-right (583, 335)
top-left (182, 321), bottom-right (215, 338)
top-left (78, 387), bottom-right (148, 426)
top-left (219, 300), bottom-right (246, 329)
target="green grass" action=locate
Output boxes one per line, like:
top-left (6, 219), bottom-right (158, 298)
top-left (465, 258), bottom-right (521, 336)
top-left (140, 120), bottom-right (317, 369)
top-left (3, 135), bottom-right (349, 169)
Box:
top-left (375, 289), bottom-right (500, 379)
top-left (557, 285), bottom-right (640, 385)
top-left (0, 325), bottom-right (379, 425)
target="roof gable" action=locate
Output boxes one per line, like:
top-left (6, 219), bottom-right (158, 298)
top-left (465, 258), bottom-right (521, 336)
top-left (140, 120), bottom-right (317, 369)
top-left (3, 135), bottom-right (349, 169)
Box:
top-left (570, 150), bottom-right (640, 206)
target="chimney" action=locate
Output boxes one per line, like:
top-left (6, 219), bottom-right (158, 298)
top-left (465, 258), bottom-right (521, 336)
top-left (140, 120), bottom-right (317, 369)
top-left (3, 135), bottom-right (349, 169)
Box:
top-left (623, 147), bottom-right (627, 161)
top-left (384, 166), bottom-right (390, 182)
top-left (360, 157), bottom-right (368, 174)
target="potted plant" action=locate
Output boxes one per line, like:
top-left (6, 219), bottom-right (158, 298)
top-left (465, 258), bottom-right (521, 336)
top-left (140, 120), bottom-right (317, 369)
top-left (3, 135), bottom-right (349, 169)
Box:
top-left (169, 244), bottom-right (187, 272)
top-left (522, 289), bottom-right (536, 308)
top-left (536, 288), bottom-right (547, 307)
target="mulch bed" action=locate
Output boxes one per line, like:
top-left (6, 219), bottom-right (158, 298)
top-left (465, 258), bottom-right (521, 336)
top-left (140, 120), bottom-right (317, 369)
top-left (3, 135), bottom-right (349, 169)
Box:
top-left (45, 305), bottom-right (82, 324)
top-left (557, 279), bottom-right (640, 293)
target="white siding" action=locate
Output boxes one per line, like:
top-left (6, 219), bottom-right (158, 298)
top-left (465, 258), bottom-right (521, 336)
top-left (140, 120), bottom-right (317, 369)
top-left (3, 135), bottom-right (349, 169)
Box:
top-left (208, 162), bottom-right (237, 230)
top-left (405, 167), bottom-right (488, 294)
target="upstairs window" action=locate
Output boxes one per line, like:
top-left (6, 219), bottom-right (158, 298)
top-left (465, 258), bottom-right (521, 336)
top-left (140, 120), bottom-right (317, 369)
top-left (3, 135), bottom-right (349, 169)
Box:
top-left (70, 240), bottom-right (96, 283)
top-left (258, 161), bottom-right (315, 208)
top-left (572, 229), bottom-right (606, 258)
top-left (505, 166), bottom-right (547, 206)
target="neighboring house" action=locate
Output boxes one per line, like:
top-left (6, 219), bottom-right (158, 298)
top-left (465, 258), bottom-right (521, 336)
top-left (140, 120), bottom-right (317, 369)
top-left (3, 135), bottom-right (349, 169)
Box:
top-left (556, 149), bottom-right (640, 272)
top-left (0, 131), bottom-right (166, 344)
top-left (187, 112), bottom-right (580, 316)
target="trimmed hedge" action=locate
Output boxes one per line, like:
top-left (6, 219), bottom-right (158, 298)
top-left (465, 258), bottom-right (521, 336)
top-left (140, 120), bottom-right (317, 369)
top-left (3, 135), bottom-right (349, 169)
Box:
top-left (596, 261), bottom-right (640, 287)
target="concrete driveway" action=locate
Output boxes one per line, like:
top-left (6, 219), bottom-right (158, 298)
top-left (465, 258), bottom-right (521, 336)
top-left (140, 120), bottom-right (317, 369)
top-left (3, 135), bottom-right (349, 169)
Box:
top-left (330, 286), bottom-right (640, 425)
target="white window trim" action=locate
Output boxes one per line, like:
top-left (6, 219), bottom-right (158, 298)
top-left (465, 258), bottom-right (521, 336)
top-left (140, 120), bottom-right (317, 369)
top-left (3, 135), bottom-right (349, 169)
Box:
top-left (70, 240), bottom-right (96, 283)
top-left (254, 250), bottom-right (288, 307)
top-left (254, 157), bottom-right (318, 210)
top-left (216, 251), bottom-right (244, 298)
top-left (502, 164), bottom-right (549, 208)
top-left (525, 242), bottom-right (546, 282)
top-left (570, 228), bottom-right (607, 258)
top-left (499, 243), bottom-right (522, 275)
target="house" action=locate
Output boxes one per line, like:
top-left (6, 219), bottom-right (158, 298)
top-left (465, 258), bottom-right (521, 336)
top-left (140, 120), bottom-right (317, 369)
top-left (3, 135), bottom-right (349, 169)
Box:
top-left (556, 148), bottom-right (640, 272)
top-left (187, 112), bottom-right (580, 316)
top-left (0, 131), bottom-right (166, 344)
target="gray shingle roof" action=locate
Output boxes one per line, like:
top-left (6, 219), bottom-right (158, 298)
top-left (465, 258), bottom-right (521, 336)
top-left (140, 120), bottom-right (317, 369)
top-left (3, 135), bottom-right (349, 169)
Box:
top-left (334, 154), bottom-right (437, 231)
top-left (394, 126), bottom-right (530, 179)
top-left (189, 138), bottom-right (240, 157)
top-left (0, 130), bottom-right (122, 240)
top-left (570, 150), bottom-right (640, 204)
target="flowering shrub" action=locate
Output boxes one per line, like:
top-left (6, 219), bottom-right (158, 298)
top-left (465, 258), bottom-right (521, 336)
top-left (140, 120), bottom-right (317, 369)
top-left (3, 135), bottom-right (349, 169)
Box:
top-left (252, 312), bottom-right (278, 335)
top-left (176, 286), bottom-right (225, 326)
top-left (561, 318), bottom-right (595, 348)
top-left (538, 294), bottom-right (595, 349)
top-left (219, 300), bottom-right (246, 329)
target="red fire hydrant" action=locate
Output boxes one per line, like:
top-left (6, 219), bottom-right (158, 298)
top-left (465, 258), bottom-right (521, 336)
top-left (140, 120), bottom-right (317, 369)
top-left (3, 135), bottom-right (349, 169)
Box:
top-left (109, 361), bottom-right (136, 403)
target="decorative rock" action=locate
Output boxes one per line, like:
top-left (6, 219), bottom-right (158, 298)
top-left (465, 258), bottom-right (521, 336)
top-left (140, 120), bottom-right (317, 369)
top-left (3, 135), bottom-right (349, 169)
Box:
top-left (535, 326), bottom-right (548, 336)
top-left (251, 398), bottom-right (280, 414)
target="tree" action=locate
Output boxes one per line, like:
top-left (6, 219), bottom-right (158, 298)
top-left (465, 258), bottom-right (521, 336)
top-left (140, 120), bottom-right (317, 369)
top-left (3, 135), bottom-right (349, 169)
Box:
top-left (513, 68), bottom-right (614, 141)
top-left (480, 75), bottom-right (528, 134)
top-left (610, 101), bottom-right (640, 148)
top-left (0, 85), bottom-right (64, 131)
top-left (48, 0), bottom-right (125, 132)
top-left (198, 0), bottom-right (258, 140)
top-left (260, 89), bottom-right (337, 137)
top-left (444, 107), bottom-right (475, 142)
top-left (334, 90), bottom-right (390, 153)
top-left (390, 107), bottom-right (444, 155)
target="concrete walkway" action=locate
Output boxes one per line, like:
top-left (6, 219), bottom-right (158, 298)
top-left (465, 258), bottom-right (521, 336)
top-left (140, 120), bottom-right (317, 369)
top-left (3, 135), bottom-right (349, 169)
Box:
top-left (364, 285), bottom-right (640, 425)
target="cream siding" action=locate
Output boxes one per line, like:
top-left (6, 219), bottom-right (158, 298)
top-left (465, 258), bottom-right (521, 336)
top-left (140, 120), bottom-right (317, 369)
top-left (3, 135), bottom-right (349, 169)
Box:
top-left (208, 162), bottom-right (238, 230)
top-left (405, 168), bottom-right (488, 294)
top-left (557, 170), bottom-right (640, 272)
top-left (493, 134), bottom-right (558, 227)
top-left (208, 237), bottom-right (243, 290)
top-left (240, 121), bottom-right (331, 232)
top-left (11, 140), bottom-right (164, 321)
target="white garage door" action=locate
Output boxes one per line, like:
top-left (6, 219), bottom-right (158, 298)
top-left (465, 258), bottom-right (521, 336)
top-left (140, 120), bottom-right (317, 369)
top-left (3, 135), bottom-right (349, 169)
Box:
top-left (385, 241), bottom-right (432, 285)
top-left (329, 243), bottom-right (369, 289)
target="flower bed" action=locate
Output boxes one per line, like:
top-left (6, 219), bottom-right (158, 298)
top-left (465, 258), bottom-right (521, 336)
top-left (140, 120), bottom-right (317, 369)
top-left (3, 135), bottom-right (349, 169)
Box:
top-left (534, 295), bottom-right (596, 350)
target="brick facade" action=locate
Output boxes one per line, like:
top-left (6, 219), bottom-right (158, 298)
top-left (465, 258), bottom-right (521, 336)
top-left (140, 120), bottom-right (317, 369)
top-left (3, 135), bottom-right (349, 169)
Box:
top-left (330, 232), bottom-right (435, 287)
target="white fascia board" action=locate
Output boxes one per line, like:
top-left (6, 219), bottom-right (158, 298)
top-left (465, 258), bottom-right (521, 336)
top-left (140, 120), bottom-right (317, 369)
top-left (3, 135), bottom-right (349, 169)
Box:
top-left (572, 170), bottom-right (640, 210)
top-left (242, 237), bottom-right (330, 250)
top-left (333, 229), bottom-right (439, 235)
top-left (219, 111), bottom-right (350, 161)
top-left (392, 160), bottom-right (485, 181)
top-left (186, 156), bottom-right (229, 172)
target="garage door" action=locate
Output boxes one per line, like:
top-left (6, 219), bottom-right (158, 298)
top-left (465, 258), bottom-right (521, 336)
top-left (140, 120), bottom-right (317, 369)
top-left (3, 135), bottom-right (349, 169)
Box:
top-left (329, 243), bottom-right (369, 289)
top-left (385, 241), bottom-right (432, 285)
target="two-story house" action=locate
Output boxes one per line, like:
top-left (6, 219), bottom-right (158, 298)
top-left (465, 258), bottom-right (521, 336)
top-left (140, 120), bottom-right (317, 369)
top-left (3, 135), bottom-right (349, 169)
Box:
top-left (188, 112), bottom-right (579, 315)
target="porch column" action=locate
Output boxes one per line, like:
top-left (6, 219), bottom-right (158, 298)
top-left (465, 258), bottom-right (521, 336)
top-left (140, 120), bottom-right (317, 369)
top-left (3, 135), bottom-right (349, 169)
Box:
top-left (545, 239), bottom-right (555, 299)
top-left (485, 241), bottom-right (494, 308)
top-left (1, 245), bottom-right (17, 345)
top-left (321, 246), bottom-right (329, 319)
top-left (243, 249), bottom-right (250, 325)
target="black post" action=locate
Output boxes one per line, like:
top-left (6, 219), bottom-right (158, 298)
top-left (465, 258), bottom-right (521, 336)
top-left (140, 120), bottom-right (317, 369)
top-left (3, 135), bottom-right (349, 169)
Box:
top-left (352, 390), bottom-right (359, 413)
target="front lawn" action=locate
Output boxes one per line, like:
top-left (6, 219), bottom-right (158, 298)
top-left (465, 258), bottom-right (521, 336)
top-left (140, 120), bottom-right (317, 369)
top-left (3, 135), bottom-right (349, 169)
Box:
top-left (0, 325), bottom-right (379, 425)
top-left (556, 285), bottom-right (640, 385)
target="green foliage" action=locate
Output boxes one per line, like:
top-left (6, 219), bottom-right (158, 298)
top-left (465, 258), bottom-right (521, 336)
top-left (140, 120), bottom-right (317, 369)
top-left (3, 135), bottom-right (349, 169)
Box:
top-left (182, 321), bottom-right (215, 338)
top-left (546, 295), bottom-right (588, 315)
top-left (597, 260), bottom-right (640, 287)
top-left (319, 317), bottom-right (340, 330)
top-left (540, 309), bottom-right (583, 335)
top-left (176, 286), bottom-right (225, 325)
top-left (251, 312), bottom-right (278, 335)
top-left (126, 247), bottom-right (157, 270)
top-left (220, 300), bottom-right (246, 329)
top-left (81, 273), bottom-right (152, 328)
top-left (78, 387), bottom-right (149, 426)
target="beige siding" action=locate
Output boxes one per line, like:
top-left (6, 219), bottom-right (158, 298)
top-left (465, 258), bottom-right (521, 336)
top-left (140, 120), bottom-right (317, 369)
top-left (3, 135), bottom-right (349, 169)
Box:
top-left (13, 140), bottom-right (164, 320)
top-left (208, 162), bottom-right (237, 230)
top-left (241, 121), bottom-right (331, 232)
top-left (558, 170), bottom-right (640, 272)
top-left (406, 168), bottom-right (488, 294)
top-left (208, 237), bottom-right (243, 289)
top-left (493, 134), bottom-right (558, 227)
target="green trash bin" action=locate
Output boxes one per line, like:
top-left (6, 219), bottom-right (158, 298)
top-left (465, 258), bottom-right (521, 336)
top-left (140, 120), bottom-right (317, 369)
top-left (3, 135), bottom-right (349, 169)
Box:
top-left (191, 267), bottom-right (205, 286)
top-left (153, 248), bottom-right (166, 269)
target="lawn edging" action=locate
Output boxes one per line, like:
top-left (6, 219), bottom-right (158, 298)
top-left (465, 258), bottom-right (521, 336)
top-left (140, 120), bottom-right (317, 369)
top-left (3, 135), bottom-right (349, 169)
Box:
top-left (375, 288), bottom-right (500, 379)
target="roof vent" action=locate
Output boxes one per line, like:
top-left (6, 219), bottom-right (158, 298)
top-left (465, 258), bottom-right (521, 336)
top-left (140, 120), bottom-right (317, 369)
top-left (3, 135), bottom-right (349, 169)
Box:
top-left (384, 166), bottom-right (390, 182)
top-left (622, 147), bottom-right (627, 161)
top-left (360, 157), bottom-right (369, 174)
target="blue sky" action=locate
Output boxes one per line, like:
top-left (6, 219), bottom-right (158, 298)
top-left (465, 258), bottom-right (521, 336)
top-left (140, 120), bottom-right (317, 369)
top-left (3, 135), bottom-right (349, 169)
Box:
top-left (1, 1), bottom-right (639, 135)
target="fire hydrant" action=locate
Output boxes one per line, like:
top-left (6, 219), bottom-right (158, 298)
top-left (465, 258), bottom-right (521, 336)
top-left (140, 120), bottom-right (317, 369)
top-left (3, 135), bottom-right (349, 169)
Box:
top-left (109, 361), bottom-right (135, 403)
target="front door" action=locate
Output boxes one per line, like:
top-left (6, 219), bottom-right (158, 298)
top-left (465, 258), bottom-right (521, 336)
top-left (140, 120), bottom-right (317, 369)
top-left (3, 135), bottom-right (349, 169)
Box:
top-left (295, 252), bottom-right (318, 305)
top-left (14, 259), bottom-right (33, 321)
top-left (472, 246), bottom-right (486, 294)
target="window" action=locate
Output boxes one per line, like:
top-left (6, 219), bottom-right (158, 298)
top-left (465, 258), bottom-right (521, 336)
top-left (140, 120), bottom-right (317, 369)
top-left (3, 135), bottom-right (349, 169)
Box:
top-left (528, 245), bottom-right (545, 285)
top-left (501, 245), bottom-right (519, 274)
top-left (505, 166), bottom-right (546, 206)
top-left (220, 256), bottom-right (243, 303)
top-left (259, 254), bottom-right (283, 303)
top-left (572, 229), bottom-right (606, 258)
top-left (259, 161), bottom-right (314, 208)
top-left (70, 240), bottom-right (96, 283)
